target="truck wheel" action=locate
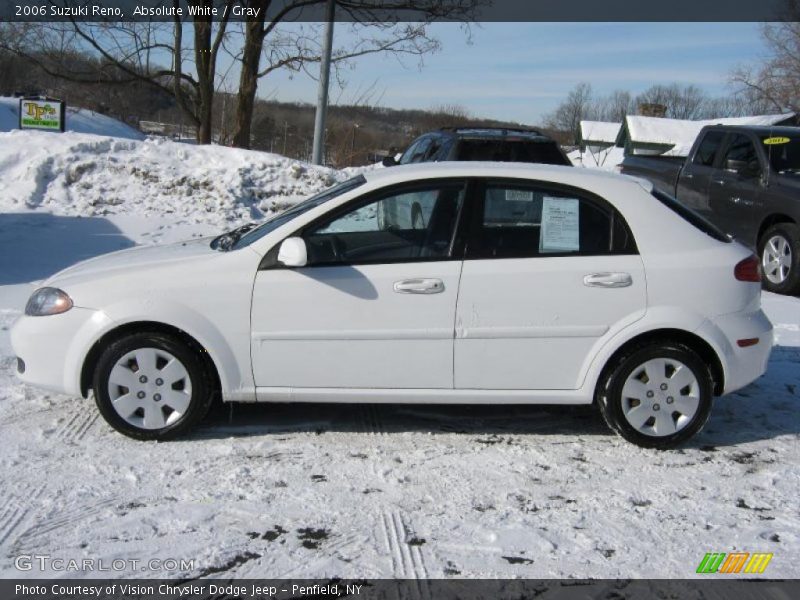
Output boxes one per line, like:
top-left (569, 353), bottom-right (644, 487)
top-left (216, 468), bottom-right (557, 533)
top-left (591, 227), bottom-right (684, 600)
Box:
top-left (759, 223), bottom-right (800, 295)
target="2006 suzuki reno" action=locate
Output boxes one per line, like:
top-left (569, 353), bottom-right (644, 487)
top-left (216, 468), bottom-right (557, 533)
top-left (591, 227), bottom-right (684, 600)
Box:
top-left (12, 163), bottom-right (773, 448)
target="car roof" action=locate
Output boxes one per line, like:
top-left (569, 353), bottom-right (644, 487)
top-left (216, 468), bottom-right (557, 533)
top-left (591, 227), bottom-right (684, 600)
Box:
top-left (362, 161), bottom-right (649, 191)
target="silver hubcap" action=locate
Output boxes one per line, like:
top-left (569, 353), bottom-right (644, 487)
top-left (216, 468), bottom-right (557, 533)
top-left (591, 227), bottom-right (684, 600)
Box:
top-left (762, 234), bottom-right (792, 284)
top-left (621, 358), bottom-right (700, 437)
top-left (107, 348), bottom-right (192, 430)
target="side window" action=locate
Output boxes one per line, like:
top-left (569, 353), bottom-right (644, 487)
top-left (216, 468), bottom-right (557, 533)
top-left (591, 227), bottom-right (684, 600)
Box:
top-left (467, 182), bottom-right (625, 259)
top-left (304, 183), bottom-right (465, 265)
top-left (693, 131), bottom-right (725, 167)
top-left (722, 134), bottom-right (760, 173)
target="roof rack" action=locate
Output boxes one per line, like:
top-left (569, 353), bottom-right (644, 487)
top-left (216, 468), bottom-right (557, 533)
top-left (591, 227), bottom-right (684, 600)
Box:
top-left (438, 125), bottom-right (545, 136)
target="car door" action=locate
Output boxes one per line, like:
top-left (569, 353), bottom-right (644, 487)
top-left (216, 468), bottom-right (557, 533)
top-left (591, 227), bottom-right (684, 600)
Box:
top-left (708, 133), bottom-right (765, 244)
top-left (454, 179), bottom-right (646, 391)
top-left (251, 179), bottom-right (467, 391)
top-left (676, 129), bottom-right (725, 217)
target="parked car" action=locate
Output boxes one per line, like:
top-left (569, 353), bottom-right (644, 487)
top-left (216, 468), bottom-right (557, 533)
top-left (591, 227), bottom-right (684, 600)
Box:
top-left (12, 163), bottom-right (772, 448)
top-left (620, 125), bottom-right (800, 294)
top-left (378, 127), bottom-right (571, 231)
top-left (385, 127), bottom-right (571, 167)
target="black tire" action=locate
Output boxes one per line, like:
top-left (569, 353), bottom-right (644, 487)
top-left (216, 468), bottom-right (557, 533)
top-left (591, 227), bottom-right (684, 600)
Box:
top-left (93, 332), bottom-right (215, 440)
top-left (758, 223), bottom-right (800, 295)
top-left (597, 342), bottom-right (714, 449)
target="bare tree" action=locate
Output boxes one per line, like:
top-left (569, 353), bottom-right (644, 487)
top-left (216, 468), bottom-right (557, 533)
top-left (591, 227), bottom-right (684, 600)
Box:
top-left (592, 89), bottom-right (633, 123)
top-left (229, 0), bottom-right (482, 149)
top-left (1, 1), bottom-right (235, 144)
top-left (544, 82), bottom-right (593, 142)
top-left (730, 0), bottom-right (800, 113)
top-left (635, 84), bottom-right (707, 120)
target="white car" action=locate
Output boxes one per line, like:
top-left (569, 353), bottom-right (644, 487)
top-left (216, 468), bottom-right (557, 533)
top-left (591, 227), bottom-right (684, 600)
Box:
top-left (11, 163), bottom-right (773, 448)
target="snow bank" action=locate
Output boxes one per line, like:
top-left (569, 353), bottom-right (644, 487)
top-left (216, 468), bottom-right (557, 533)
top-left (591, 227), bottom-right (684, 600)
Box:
top-left (0, 130), bottom-right (345, 227)
top-left (0, 96), bottom-right (145, 140)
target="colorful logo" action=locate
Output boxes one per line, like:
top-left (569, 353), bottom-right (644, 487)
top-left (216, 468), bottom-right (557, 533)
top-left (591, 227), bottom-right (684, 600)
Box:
top-left (696, 552), bottom-right (773, 574)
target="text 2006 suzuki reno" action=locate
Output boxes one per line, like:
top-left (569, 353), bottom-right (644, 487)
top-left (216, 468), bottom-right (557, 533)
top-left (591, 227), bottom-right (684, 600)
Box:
top-left (12, 163), bottom-right (772, 448)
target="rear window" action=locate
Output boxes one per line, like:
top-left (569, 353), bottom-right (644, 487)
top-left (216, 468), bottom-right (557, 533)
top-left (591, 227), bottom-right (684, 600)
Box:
top-left (455, 140), bottom-right (568, 165)
top-left (651, 189), bottom-right (730, 243)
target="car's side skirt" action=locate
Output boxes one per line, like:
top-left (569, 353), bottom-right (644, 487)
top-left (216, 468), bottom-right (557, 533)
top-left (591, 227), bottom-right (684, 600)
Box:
top-left (253, 387), bottom-right (594, 405)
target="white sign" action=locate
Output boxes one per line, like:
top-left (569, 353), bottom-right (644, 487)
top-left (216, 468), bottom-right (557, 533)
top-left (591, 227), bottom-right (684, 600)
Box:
top-left (540, 197), bottom-right (580, 253)
top-left (505, 189), bottom-right (534, 202)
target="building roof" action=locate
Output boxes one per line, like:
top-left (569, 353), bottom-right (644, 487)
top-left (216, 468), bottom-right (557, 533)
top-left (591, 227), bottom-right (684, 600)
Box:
top-left (579, 121), bottom-right (621, 144)
top-left (617, 113), bottom-right (796, 156)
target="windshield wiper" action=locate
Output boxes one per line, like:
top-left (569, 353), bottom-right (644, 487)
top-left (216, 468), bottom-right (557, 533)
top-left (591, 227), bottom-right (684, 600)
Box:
top-left (211, 222), bottom-right (257, 252)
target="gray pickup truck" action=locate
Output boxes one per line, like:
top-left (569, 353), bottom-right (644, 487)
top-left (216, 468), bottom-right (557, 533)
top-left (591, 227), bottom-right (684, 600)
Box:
top-left (620, 125), bottom-right (800, 294)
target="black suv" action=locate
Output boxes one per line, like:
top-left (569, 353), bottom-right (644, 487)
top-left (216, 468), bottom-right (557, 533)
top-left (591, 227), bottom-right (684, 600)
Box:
top-left (385, 127), bottom-right (571, 167)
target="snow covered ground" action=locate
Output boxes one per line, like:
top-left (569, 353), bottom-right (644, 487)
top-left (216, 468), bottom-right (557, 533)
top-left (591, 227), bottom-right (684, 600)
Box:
top-left (0, 97), bottom-right (145, 141)
top-left (0, 128), bottom-right (798, 580)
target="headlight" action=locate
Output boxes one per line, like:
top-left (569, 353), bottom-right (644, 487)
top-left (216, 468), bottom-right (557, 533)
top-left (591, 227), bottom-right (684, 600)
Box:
top-left (25, 287), bottom-right (74, 316)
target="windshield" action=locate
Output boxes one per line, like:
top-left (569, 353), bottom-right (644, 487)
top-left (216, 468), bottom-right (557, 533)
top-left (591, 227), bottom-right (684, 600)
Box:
top-left (229, 175), bottom-right (366, 250)
top-left (760, 135), bottom-right (800, 174)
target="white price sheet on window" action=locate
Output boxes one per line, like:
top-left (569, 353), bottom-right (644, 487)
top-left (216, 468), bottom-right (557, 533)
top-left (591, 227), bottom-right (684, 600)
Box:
top-left (540, 197), bottom-right (580, 253)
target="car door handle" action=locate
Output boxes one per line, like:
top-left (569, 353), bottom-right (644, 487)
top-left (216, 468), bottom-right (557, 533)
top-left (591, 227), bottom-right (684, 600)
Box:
top-left (712, 178), bottom-right (725, 185)
top-left (583, 272), bottom-right (632, 288)
top-left (393, 278), bottom-right (445, 294)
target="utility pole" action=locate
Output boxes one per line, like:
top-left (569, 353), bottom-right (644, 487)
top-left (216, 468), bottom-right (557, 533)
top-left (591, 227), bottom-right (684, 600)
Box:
top-left (311, 0), bottom-right (335, 165)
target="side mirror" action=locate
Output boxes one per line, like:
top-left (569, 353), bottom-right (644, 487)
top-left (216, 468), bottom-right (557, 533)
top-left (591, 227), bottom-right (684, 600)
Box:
top-left (382, 155), bottom-right (397, 167)
top-left (726, 158), bottom-right (759, 177)
top-left (277, 237), bottom-right (307, 267)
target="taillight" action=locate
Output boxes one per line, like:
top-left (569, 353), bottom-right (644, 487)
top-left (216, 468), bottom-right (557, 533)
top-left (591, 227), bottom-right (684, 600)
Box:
top-left (734, 255), bottom-right (761, 282)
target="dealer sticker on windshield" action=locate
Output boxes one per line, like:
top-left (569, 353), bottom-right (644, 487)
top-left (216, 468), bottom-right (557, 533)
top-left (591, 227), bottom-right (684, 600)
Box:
top-left (763, 136), bottom-right (791, 145)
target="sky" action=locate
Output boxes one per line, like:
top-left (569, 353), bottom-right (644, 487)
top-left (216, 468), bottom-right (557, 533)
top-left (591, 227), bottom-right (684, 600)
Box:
top-left (251, 22), bottom-right (766, 126)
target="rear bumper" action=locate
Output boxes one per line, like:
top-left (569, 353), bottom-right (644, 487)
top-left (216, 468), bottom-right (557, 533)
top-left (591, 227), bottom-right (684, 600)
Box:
top-left (697, 309), bottom-right (773, 395)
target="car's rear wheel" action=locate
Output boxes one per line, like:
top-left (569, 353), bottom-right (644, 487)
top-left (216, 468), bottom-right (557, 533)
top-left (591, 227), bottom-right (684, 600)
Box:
top-left (759, 223), bottom-right (800, 295)
top-left (598, 342), bottom-right (713, 449)
top-left (93, 332), bottom-right (214, 440)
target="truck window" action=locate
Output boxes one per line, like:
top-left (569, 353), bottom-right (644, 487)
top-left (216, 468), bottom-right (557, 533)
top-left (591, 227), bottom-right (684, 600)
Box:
top-left (693, 131), bottom-right (725, 166)
top-left (760, 135), bottom-right (800, 174)
top-left (651, 189), bottom-right (730, 243)
top-left (722, 134), bottom-right (759, 171)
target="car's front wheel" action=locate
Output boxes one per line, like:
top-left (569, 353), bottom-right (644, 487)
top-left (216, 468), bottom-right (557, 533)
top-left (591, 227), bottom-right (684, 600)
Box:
top-left (598, 342), bottom-right (713, 449)
top-left (93, 332), bottom-right (214, 440)
top-left (759, 223), bottom-right (800, 295)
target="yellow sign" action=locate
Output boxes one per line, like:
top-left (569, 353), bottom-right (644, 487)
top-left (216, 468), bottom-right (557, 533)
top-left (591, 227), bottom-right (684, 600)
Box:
top-left (763, 137), bottom-right (791, 145)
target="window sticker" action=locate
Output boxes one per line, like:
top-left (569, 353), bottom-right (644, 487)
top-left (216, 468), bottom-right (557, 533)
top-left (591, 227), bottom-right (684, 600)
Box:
top-left (540, 197), bottom-right (580, 253)
top-left (505, 189), bottom-right (535, 202)
top-left (763, 137), bottom-right (791, 145)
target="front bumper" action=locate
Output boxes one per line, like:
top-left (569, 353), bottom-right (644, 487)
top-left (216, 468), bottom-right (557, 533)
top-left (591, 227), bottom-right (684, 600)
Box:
top-left (698, 309), bottom-right (773, 395)
top-left (10, 308), bottom-right (113, 396)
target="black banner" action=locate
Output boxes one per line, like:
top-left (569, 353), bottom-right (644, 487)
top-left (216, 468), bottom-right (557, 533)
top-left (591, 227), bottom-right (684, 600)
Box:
top-left (2, 579), bottom-right (798, 600)
top-left (0, 0), bottom-right (793, 23)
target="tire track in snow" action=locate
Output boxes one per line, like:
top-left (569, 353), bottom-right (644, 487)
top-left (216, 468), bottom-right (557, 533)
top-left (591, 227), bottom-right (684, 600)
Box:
top-left (380, 509), bottom-right (430, 596)
top-left (56, 403), bottom-right (99, 442)
top-left (0, 485), bottom-right (46, 551)
top-left (12, 497), bottom-right (117, 552)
